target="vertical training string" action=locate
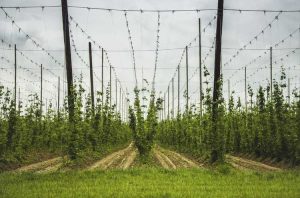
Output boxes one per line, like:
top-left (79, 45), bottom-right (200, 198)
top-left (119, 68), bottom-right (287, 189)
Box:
top-left (124, 11), bottom-right (138, 87)
top-left (152, 11), bottom-right (161, 91)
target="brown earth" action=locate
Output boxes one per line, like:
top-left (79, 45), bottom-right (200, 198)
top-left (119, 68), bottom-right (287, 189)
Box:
top-left (226, 155), bottom-right (282, 171)
top-left (15, 156), bottom-right (66, 173)
top-left (88, 142), bottom-right (137, 170)
top-left (154, 146), bottom-right (202, 169)
top-left (12, 144), bottom-right (283, 173)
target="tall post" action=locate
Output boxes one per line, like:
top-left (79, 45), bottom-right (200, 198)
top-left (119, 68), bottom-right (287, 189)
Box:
top-left (46, 99), bottom-right (48, 113)
top-left (159, 93), bottom-right (162, 121)
top-left (119, 87), bottom-right (122, 116)
top-left (14, 44), bottom-right (17, 109)
top-left (18, 87), bottom-right (20, 111)
top-left (58, 76), bottom-right (60, 116)
top-left (40, 64), bottom-right (43, 114)
top-left (199, 18), bottom-right (203, 117)
top-left (125, 92), bottom-right (127, 120)
top-left (168, 85), bottom-right (170, 119)
top-left (163, 93), bottom-right (166, 120)
top-left (124, 95), bottom-right (126, 121)
top-left (211, 0), bottom-right (224, 163)
top-left (270, 47), bottom-right (273, 99)
top-left (178, 65), bottom-right (180, 115)
top-left (123, 92), bottom-right (125, 120)
top-left (62, 69), bottom-right (65, 102)
top-left (122, 92), bottom-right (124, 120)
top-left (186, 46), bottom-right (189, 112)
top-left (101, 48), bottom-right (104, 106)
top-left (120, 91), bottom-right (122, 119)
top-left (172, 78), bottom-right (174, 118)
top-left (61, 0), bottom-right (74, 120)
top-left (122, 93), bottom-right (128, 122)
top-left (228, 79), bottom-right (230, 105)
top-left (115, 79), bottom-right (118, 112)
top-left (142, 68), bottom-right (144, 114)
top-left (288, 78), bottom-right (290, 105)
top-left (120, 91), bottom-right (122, 120)
top-left (245, 67), bottom-right (247, 113)
top-left (110, 62), bottom-right (112, 108)
top-left (88, 42), bottom-right (95, 112)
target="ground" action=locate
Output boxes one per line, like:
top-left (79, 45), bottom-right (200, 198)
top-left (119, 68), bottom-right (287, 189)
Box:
top-left (0, 142), bottom-right (299, 197)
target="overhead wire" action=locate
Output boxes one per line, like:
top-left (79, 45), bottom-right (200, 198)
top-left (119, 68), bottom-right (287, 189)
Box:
top-left (2, 5), bottom-right (300, 13)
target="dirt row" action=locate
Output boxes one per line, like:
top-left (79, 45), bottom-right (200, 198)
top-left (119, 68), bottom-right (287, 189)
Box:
top-left (13, 143), bottom-right (281, 172)
top-left (153, 146), bottom-right (202, 169)
top-left (13, 143), bottom-right (200, 172)
top-left (13, 143), bottom-right (138, 173)
top-left (88, 142), bottom-right (137, 170)
top-left (15, 156), bottom-right (65, 173)
top-left (226, 155), bottom-right (281, 171)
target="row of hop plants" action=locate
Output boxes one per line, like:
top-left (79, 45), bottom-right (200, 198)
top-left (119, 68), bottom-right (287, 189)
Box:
top-left (157, 66), bottom-right (300, 165)
top-left (0, 76), bottom-right (131, 166)
top-left (128, 83), bottom-right (163, 158)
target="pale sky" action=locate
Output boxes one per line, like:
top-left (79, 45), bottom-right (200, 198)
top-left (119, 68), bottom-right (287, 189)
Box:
top-left (0, 0), bottom-right (300, 113)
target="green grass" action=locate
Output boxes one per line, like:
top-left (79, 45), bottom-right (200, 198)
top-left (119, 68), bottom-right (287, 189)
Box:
top-left (0, 168), bottom-right (299, 198)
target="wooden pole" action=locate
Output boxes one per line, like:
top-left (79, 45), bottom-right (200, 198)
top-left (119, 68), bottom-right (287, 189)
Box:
top-left (18, 87), bottom-right (20, 111)
top-left (125, 89), bottom-right (128, 122)
top-left (168, 85), bottom-right (170, 119)
top-left (288, 78), bottom-right (290, 105)
top-left (245, 67), bottom-right (247, 112)
top-left (58, 76), bottom-right (60, 116)
top-left (123, 91), bottom-right (125, 120)
top-left (62, 69), bottom-right (65, 102)
top-left (163, 93), bottom-right (166, 120)
top-left (119, 86), bottom-right (122, 116)
top-left (211, 0), bottom-right (224, 163)
top-left (101, 48), bottom-right (104, 106)
top-left (110, 62), bottom-right (112, 108)
top-left (41, 64), bottom-right (43, 114)
top-left (178, 65), bottom-right (180, 115)
top-left (172, 78), bottom-right (174, 118)
top-left (61, 0), bottom-right (74, 120)
top-left (115, 79), bottom-right (118, 112)
top-left (186, 46), bottom-right (189, 112)
top-left (228, 79), bottom-right (230, 105)
top-left (124, 93), bottom-right (126, 121)
top-left (88, 42), bottom-right (95, 112)
top-left (270, 47), bottom-right (273, 99)
top-left (199, 18), bottom-right (203, 117)
top-left (14, 44), bottom-right (17, 109)
top-left (121, 91), bottom-right (124, 120)
top-left (142, 68), bottom-right (144, 113)
top-left (120, 91), bottom-right (122, 119)
top-left (122, 93), bottom-right (124, 119)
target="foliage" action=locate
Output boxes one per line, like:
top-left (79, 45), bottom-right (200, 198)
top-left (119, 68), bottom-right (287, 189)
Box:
top-left (129, 87), bottom-right (162, 157)
top-left (157, 68), bottom-right (300, 165)
top-left (0, 77), bottom-right (130, 168)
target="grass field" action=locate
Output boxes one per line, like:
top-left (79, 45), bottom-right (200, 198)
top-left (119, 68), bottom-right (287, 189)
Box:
top-left (0, 168), bottom-right (299, 198)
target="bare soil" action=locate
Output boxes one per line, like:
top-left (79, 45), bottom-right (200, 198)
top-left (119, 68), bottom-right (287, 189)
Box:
top-left (15, 156), bottom-right (65, 173)
top-left (154, 146), bottom-right (202, 169)
top-left (13, 145), bottom-right (284, 173)
top-left (153, 148), bottom-right (176, 169)
top-left (88, 142), bottom-right (137, 170)
top-left (226, 155), bottom-right (282, 171)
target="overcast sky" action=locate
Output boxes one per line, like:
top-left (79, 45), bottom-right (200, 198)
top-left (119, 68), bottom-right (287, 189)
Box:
top-left (0, 0), bottom-right (300, 113)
